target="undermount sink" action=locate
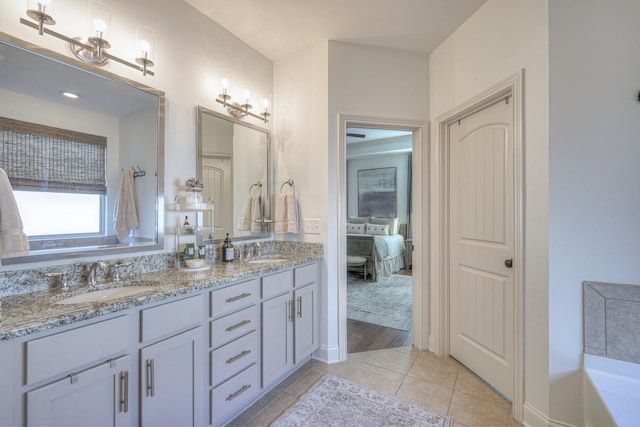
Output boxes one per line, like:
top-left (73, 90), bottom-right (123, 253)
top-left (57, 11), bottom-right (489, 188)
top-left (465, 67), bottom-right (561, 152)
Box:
top-left (247, 257), bottom-right (287, 264)
top-left (55, 286), bottom-right (156, 305)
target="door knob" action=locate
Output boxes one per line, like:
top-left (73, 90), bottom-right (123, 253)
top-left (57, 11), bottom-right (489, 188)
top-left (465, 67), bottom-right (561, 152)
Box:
top-left (504, 259), bottom-right (513, 268)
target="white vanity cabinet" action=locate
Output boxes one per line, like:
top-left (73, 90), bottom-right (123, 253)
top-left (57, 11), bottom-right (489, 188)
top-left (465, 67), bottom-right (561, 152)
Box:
top-left (27, 355), bottom-right (132, 427)
top-left (139, 295), bottom-right (205, 427)
top-left (262, 263), bottom-right (319, 388)
top-left (22, 315), bottom-right (132, 427)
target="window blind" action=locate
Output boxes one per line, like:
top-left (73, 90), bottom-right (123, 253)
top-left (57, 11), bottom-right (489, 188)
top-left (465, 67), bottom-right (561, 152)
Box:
top-left (0, 117), bottom-right (107, 194)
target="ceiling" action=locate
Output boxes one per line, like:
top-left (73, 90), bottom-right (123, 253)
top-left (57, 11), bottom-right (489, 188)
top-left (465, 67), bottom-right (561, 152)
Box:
top-left (184, 0), bottom-right (488, 61)
top-left (347, 127), bottom-right (411, 144)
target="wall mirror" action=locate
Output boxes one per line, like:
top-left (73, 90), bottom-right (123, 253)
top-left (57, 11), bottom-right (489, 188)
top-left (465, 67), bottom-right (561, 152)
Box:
top-left (0, 32), bottom-right (164, 265)
top-left (196, 105), bottom-right (271, 242)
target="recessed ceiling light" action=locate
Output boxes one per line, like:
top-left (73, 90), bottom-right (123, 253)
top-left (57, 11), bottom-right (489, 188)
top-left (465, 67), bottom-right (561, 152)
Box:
top-left (60, 91), bottom-right (80, 99)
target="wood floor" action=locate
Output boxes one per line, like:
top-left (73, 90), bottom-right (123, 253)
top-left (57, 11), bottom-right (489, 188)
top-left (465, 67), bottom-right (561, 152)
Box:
top-left (347, 268), bottom-right (413, 353)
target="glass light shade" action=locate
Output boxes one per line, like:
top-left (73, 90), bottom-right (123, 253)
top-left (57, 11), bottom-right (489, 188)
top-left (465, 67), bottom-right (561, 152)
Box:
top-left (27, 0), bottom-right (54, 14)
top-left (241, 81), bottom-right (252, 104)
top-left (136, 25), bottom-right (155, 60)
top-left (89, 0), bottom-right (111, 39)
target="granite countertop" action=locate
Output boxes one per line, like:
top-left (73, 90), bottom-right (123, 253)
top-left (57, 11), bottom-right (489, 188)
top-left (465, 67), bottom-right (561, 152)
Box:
top-left (0, 253), bottom-right (320, 341)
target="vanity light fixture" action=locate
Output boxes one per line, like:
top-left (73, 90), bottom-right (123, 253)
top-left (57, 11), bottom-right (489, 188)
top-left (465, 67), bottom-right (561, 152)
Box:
top-left (215, 78), bottom-right (270, 123)
top-left (20, 0), bottom-right (156, 76)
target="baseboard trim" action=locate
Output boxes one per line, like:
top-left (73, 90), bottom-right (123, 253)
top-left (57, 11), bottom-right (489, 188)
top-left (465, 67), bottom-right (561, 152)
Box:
top-left (523, 403), bottom-right (578, 427)
top-left (315, 344), bottom-right (340, 364)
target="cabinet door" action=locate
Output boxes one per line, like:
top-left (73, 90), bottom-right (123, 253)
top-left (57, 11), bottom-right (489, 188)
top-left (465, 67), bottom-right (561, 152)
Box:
top-left (294, 283), bottom-right (319, 363)
top-left (140, 327), bottom-right (203, 427)
top-left (261, 292), bottom-right (293, 387)
top-left (27, 355), bottom-right (131, 427)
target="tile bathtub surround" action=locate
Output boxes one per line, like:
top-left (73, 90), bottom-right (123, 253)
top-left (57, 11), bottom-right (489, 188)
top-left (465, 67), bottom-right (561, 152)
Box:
top-left (584, 281), bottom-right (640, 364)
top-left (0, 253), bottom-right (175, 298)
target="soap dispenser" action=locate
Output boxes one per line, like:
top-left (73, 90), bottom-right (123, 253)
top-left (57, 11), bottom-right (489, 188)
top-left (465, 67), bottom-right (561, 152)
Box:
top-left (222, 233), bottom-right (234, 262)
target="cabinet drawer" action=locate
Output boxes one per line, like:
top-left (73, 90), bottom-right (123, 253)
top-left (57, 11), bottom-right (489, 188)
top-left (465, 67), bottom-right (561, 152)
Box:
top-left (210, 331), bottom-right (258, 387)
top-left (210, 305), bottom-right (258, 348)
top-left (27, 316), bottom-right (129, 385)
top-left (211, 364), bottom-right (259, 425)
top-left (261, 270), bottom-right (293, 299)
top-left (140, 295), bottom-right (204, 342)
top-left (210, 279), bottom-right (259, 319)
top-left (294, 262), bottom-right (317, 287)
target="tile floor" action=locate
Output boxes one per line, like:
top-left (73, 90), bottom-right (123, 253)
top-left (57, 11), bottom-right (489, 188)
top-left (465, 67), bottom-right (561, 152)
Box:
top-left (228, 346), bottom-right (524, 427)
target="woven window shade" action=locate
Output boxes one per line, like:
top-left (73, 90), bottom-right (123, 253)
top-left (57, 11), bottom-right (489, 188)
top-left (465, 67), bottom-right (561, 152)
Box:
top-left (0, 117), bottom-right (107, 194)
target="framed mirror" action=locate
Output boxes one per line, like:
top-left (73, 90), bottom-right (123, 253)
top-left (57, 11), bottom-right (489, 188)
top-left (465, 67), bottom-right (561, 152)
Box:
top-left (0, 32), bottom-right (164, 265)
top-left (196, 105), bottom-right (271, 242)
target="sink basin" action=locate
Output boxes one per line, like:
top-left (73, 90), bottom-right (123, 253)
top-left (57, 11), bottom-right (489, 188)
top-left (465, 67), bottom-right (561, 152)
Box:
top-left (55, 286), bottom-right (156, 305)
top-left (247, 257), bottom-right (287, 264)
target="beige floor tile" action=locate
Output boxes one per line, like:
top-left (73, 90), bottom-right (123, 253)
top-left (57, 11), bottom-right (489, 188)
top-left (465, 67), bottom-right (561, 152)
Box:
top-left (454, 367), bottom-right (510, 409)
top-left (348, 349), bottom-right (378, 363)
top-left (392, 345), bottom-right (416, 354)
top-left (285, 369), bottom-right (325, 398)
top-left (312, 358), bottom-right (365, 380)
top-left (407, 356), bottom-right (459, 388)
top-left (245, 392), bottom-right (298, 427)
top-left (395, 374), bottom-right (454, 415)
top-left (368, 347), bottom-right (418, 374)
top-left (448, 391), bottom-right (513, 427)
top-left (348, 363), bottom-right (406, 396)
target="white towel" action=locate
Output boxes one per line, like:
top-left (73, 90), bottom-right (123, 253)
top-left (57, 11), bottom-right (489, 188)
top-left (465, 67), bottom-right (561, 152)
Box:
top-left (239, 195), bottom-right (262, 232)
top-left (114, 168), bottom-right (139, 241)
top-left (275, 193), bottom-right (299, 233)
top-left (0, 168), bottom-right (29, 260)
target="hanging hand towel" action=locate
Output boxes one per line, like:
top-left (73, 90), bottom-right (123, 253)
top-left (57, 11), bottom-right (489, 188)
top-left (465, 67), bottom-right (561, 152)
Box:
top-left (239, 195), bottom-right (263, 232)
top-left (275, 193), bottom-right (299, 233)
top-left (114, 168), bottom-right (139, 241)
top-left (0, 168), bottom-right (29, 261)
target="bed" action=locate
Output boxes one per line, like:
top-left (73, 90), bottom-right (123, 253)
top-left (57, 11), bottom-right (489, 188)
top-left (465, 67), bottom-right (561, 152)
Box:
top-left (346, 217), bottom-right (406, 281)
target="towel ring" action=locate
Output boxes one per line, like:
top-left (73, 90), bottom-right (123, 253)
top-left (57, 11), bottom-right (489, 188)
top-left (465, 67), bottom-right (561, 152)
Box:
top-left (249, 181), bottom-right (262, 195)
top-left (280, 179), bottom-right (294, 194)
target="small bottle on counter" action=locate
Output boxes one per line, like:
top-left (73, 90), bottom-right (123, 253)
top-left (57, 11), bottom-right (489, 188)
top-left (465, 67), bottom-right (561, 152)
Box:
top-left (222, 233), bottom-right (234, 262)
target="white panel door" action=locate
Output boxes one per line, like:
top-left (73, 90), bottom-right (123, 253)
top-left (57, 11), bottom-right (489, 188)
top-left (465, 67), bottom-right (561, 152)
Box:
top-left (449, 98), bottom-right (514, 400)
top-left (202, 157), bottom-right (232, 240)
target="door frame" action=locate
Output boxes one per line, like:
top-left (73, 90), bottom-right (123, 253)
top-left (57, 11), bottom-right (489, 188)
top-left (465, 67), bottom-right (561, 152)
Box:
top-left (431, 72), bottom-right (524, 420)
top-left (337, 114), bottom-right (429, 361)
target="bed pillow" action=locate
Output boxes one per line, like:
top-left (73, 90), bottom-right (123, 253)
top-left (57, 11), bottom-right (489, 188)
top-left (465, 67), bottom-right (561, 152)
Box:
top-left (369, 217), bottom-right (399, 235)
top-left (346, 222), bottom-right (366, 234)
top-left (348, 216), bottom-right (369, 224)
top-left (365, 223), bottom-right (389, 236)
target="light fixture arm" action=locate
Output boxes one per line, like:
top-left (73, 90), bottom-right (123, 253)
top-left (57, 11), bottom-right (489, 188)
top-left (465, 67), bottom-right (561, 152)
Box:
top-left (215, 96), bottom-right (269, 123)
top-left (19, 13), bottom-right (155, 76)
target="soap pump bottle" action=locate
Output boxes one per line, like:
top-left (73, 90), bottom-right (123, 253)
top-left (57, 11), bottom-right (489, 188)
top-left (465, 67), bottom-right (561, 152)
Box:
top-left (222, 233), bottom-right (234, 262)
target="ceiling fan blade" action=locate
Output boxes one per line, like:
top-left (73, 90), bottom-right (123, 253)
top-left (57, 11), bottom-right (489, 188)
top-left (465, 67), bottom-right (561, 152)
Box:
top-left (346, 133), bottom-right (366, 138)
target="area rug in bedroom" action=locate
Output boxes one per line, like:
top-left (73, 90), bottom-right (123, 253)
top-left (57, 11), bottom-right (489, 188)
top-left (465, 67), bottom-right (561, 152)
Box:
top-left (271, 375), bottom-right (453, 427)
top-left (347, 272), bottom-right (412, 331)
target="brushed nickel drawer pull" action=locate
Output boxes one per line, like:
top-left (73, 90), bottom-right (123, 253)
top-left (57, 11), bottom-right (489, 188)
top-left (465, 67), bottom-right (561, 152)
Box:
top-left (225, 319), bottom-right (251, 332)
top-left (146, 359), bottom-right (155, 397)
top-left (120, 371), bottom-right (129, 413)
top-left (226, 350), bottom-right (251, 364)
top-left (226, 384), bottom-right (251, 401)
top-left (297, 296), bottom-right (302, 318)
top-left (226, 293), bottom-right (251, 303)
top-left (288, 299), bottom-right (294, 322)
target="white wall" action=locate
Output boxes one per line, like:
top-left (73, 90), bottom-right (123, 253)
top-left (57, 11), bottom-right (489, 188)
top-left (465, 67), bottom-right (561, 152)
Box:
top-left (548, 0), bottom-right (640, 424)
top-left (0, 0), bottom-right (273, 267)
top-left (429, 0), bottom-right (550, 423)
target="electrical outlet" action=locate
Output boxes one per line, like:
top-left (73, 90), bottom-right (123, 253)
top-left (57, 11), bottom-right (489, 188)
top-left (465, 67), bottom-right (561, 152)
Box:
top-left (304, 218), bottom-right (321, 234)
top-left (237, 217), bottom-right (244, 229)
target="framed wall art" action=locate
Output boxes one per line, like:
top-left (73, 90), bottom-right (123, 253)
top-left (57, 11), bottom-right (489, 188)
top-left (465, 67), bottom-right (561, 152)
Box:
top-left (357, 167), bottom-right (396, 217)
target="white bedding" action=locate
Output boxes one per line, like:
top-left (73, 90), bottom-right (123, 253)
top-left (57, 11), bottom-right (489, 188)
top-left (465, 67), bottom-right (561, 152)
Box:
top-left (373, 234), bottom-right (406, 278)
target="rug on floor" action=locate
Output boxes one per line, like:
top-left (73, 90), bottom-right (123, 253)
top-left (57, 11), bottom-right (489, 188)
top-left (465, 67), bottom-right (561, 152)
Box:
top-left (271, 374), bottom-right (453, 427)
top-left (347, 272), bottom-right (412, 331)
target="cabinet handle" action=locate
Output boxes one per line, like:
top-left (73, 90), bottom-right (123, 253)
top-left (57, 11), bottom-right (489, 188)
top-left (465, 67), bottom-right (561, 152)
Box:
top-left (146, 359), bottom-right (155, 397)
top-left (226, 292), bottom-right (251, 303)
top-left (226, 384), bottom-right (251, 401)
top-left (120, 371), bottom-right (129, 413)
top-left (226, 349), bottom-right (252, 364)
top-left (297, 296), bottom-right (302, 318)
top-left (226, 319), bottom-right (251, 332)
top-left (288, 299), bottom-right (294, 322)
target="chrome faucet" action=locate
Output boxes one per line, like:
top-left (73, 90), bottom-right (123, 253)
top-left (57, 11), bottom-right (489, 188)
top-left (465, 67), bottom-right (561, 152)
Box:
top-left (88, 261), bottom-right (108, 285)
top-left (253, 242), bottom-right (263, 258)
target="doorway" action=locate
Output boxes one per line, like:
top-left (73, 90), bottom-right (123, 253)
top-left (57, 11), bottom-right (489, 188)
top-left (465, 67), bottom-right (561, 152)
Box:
top-left (337, 115), bottom-right (427, 362)
top-left (345, 126), bottom-right (413, 353)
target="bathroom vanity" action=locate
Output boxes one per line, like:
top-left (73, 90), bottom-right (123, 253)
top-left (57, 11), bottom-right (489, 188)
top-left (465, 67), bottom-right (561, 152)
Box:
top-left (0, 254), bottom-right (320, 427)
